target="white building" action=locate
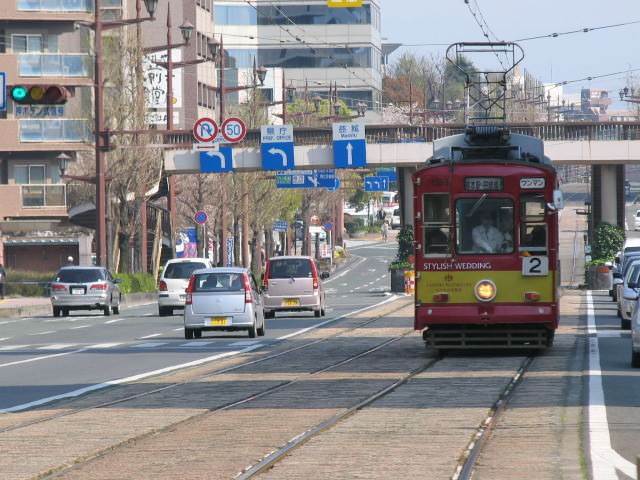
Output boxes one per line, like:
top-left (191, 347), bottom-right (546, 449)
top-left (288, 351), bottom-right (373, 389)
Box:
top-left (213, 0), bottom-right (383, 117)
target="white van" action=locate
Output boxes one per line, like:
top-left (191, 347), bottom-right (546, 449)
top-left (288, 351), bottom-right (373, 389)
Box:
top-left (612, 238), bottom-right (640, 300)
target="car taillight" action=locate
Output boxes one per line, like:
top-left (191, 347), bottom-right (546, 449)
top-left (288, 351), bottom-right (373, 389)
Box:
top-left (242, 274), bottom-right (252, 304)
top-left (159, 280), bottom-right (168, 291)
top-left (90, 283), bottom-right (107, 291)
top-left (185, 276), bottom-right (195, 305)
top-left (313, 277), bottom-right (319, 290)
top-left (311, 261), bottom-right (319, 291)
top-left (51, 284), bottom-right (66, 292)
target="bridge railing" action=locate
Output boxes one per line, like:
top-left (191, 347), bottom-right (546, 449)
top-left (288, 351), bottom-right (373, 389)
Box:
top-left (161, 121), bottom-right (640, 149)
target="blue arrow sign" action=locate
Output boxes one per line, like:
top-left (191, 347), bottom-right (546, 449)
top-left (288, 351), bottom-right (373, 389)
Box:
top-left (273, 220), bottom-right (289, 232)
top-left (364, 176), bottom-right (389, 192)
top-left (261, 125), bottom-right (295, 171)
top-left (333, 122), bottom-right (367, 168)
top-left (200, 146), bottom-right (233, 173)
top-left (376, 168), bottom-right (397, 182)
top-left (315, 169), bottom-right (338, 188)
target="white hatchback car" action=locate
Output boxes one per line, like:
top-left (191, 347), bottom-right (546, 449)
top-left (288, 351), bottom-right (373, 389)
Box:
top-left (635, 210), bottom-right (640, 231)
top-left (157, 258), bottom-right (212, 316)
top-left (631, 298), bottom-right (640, 367)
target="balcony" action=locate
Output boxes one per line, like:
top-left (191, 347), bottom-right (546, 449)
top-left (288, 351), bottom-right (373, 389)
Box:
top-left (20, 119), bottom-right (90, 143)
top-left (16, 0), bottom-right (92, 12)
top-left (18, 54), bottom-right (92, 78)
top-left (0, 184), bottom-right (68, 220)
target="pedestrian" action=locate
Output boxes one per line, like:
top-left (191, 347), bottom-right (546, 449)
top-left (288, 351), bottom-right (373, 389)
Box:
top-left (0, 263), bottom-right (6, 300)
top-left (66, 256), bottom-right (74, 266)
top-left (381, 220), bottom-right (389, 242)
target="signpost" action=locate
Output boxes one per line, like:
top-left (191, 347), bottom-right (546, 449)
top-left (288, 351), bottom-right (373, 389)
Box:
top-left (261, 125), bottom-right (295, 170)
top-left (275, 169), bottom-right (338, 189)
top-left (332, 122), bottom-right (367, 168)
top-left (273, 220), bottom-right (289, 232)
top-left (364, 176), bottom-right (389, 192)
top-left (194, 211), bottom-right (208, 225)
top-left (0, 72), bottom-right (6, 111)
top-left (193, 117), bottom-right (219, 143)
top-left (200, 146), bottom-right (233, 173)
top-left (221, 117), bottom-right (247, 143)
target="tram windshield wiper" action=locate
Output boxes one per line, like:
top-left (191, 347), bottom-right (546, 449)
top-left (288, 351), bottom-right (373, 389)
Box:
top-left (467, 194), bottom-right (487, 218)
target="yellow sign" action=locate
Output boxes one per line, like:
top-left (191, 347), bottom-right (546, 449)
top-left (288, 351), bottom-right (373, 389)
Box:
top-left (327, 0), bottom-right (363, 7)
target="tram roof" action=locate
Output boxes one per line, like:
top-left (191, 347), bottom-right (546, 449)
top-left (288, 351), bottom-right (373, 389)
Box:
top-left (430, 126), bottom-right (551, 165)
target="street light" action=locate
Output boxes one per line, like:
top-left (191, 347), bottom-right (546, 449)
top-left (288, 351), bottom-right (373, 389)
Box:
top-left (178, 20), bottom-right (194, 44)
top-left (57, 152), bottom-right (71, 177)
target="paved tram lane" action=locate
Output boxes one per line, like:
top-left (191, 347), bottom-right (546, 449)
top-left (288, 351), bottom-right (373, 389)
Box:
top-left (0, 242), bottom-right (396, 412)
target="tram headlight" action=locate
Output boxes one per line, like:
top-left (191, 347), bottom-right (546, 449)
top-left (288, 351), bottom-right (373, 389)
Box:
top-left (475, 280), bottom-right (497, 302)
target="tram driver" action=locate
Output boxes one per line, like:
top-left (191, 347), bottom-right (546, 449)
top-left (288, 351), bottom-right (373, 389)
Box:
top-left (472, 212), bottom-right (504, 253)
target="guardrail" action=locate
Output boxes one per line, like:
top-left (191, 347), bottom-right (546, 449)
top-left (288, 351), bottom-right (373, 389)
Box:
top-left (160, 121), bottom-right (640, 149)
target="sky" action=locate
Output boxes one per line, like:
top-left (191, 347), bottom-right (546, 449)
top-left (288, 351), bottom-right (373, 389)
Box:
top-left (380, 0), bottom-right (639, 108)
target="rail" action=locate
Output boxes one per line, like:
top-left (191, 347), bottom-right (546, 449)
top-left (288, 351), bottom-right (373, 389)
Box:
top-left (161, 121), bottom-right (640, 149)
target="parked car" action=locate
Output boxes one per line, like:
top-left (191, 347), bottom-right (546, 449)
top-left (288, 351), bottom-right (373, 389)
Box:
top-left (158, 258), bottom-right (212, 316)
top-left (619, 261), bottom-right (640, 329)
top-left (183, 268), bottom-right (265, 339)
top-left (50, 266), bottom-right (121, 317)
top-left (613, 251), bottom-right (640, 303)
top-left (391, 208), bottom-right (401, 229)
top-left (262, 256), bottom-right (326, 319)
top-left (632, 299), bottom-right (640, 367)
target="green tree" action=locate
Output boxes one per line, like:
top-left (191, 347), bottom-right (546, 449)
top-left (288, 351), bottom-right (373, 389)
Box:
top-left (592, 223), bottom-right (625, 261)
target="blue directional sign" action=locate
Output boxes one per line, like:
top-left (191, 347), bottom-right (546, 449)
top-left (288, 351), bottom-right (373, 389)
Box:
top-left (261, 125), bottom-right (295, 171)
top-left (200, 146), bottom-right (233, 173)
top-left (273, 220), bottom-right (289, 232)
top-left (377, 168), bottom-right (397, 182)
top-left (364, 176), bottom-right (389, 192)
top-left (0, 72), bottom-right (5, 111)
top-left (275, 169), bottom-right (337, 189)
top-left (333, 122), bottom-right (367, 169)
top-left (315, 169), bottom-right (338, 188)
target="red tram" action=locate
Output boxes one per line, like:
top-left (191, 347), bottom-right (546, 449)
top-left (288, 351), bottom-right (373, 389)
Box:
top-left (413, 126), bottom-right (562, 349)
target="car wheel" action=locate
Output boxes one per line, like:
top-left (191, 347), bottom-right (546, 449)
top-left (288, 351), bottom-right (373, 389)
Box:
top-left (193, 329), bottom-right (202, 339)
top-left (112, 297), bottom-right (120, 315)
top-left (103, 303), bottom-right (111, 316)
top-left (257, 318), bottom-right (266, 337)
top-left (62, 308), bottom-right (69, 317)
top-left (314, 309), bottom-right (321, 318)
top-left (248, 323), bottom-right (257, 338)
top-left (264, 310), bottom-right (275, 319)
top-left (184, 328), bottom-right (194, 340)
top-left (632, 350), bottom-right (640, 368)
top-left (53, 307), bottom-right (61, 317)
top-left (621, 318), bottom-right (631, 330)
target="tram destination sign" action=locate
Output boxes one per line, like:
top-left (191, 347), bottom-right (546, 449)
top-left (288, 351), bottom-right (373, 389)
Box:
top-left (464, 177), bottom-right (503, 192)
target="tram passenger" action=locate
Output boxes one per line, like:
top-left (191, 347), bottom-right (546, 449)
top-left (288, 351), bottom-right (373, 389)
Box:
top-left (472, 213), bottom-right (504, 253)
top-left (500, 217), bottom-right (514, 253)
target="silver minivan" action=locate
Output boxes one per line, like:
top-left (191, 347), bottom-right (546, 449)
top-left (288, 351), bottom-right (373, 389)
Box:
top-left (50, 267), bottom-right (121, 317)
top-left (183, 268), bottom-right (265, 339)
top-left (262, 256), bottom-right (326, 318)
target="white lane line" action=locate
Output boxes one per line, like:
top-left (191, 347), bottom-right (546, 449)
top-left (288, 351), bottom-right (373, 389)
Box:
top-left (104, 319), bottom-right (125, 324)
top-left (0, 347), bottom-right (89, 369)
top-left (70, 325), bottom-right (90, 330)
top-left (139, 333), bottom-right (162, 339)
top-left (87, 343), bottom-right (122, 349)
top-left (1, 346), bottom-right (261, 413)
top-left (38, 344), bottom-right (76, 351)
top-left (229, 341), bottom-right (260, 346)
top-left (354, 286), bottom-right (361, 290)
top-left (276, 294), bottom-right (399, 341)
top-left (28, 330), bottom-right (54, 336)
top-left (173, 327), bottom-right (183, 332)
top-left (132, 342), bottom-right (167, 349)
top-left (0, 345), bottom-right (29, 351)
top-left (586, 291), bottom-right (636, 479)
top-left (324, 256), bottom-right (367, 284)
top-left (0, 337), bottom-right (9, 342)
top-left (179, 341), bottom-right (212, 348)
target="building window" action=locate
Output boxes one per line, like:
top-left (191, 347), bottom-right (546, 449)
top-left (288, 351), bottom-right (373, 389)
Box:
top-left (226, 47), bottom-right (372, 69)
top-left (196, 32), bottom-right (212, 60)
top-left (215, 4), bottom-right (371, 26)
top-left (12, 34), bottom-right (43, 53)
top-left (196, 0), bottom-right (212, 12)
top-left (14, 165), bottom-right (45, 184)
top-left (197, 82), bottom-right (215, 109)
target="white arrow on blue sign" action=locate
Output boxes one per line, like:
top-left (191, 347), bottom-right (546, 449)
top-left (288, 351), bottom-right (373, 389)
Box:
top-left (333, 122), bottom-right (367, 168)
top-left (364, 176), bottom-right (389, 192)
top-left (273, 220), bottom-right (289, 232)
top-left (276, 169), bottom-right (337, 189)
top-left (261, 125), bottom-right (295, 171)
top-left (200, 146), bottom-right (233, 173)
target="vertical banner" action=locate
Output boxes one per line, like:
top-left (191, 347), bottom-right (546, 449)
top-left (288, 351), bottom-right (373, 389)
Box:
top-left (226, 237), bottom-right (234, 267)
top-left (176, 228), bottom-right (198, 258)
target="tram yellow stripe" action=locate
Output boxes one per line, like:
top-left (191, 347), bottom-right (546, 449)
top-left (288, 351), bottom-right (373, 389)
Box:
top-left (416, 270), bottom-right (555, 304)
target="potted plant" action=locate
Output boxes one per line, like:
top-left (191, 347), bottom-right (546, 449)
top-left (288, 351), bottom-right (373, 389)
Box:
top-left (587, 223), bottom-right (624, 289)
top-left (389, 225), bottom-right (414, 293)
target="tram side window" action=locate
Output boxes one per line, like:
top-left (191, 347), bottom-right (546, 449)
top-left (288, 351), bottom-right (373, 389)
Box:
top-left (456, 197), bottom-right (514, 254)
top-left (423, 194), bottom-right (450, 256)
top-left (520, 195), bottom-right (547, 255)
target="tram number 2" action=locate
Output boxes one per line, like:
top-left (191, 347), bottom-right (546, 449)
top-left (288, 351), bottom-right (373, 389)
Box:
top-left (522, 256), bottom-right (549, 276)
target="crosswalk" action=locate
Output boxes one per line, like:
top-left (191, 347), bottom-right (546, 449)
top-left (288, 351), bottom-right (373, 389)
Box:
top-left (0, 340), bottom-right (263, 352)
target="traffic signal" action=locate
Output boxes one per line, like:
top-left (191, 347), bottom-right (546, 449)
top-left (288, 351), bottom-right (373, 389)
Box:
top-left (9, 85), bottom-right (70, 105)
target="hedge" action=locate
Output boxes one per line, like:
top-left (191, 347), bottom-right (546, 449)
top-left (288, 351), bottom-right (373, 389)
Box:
top-left (114, 273), bottom-right (156, 294)
top-left (4, 270), bottom-right (54, 297)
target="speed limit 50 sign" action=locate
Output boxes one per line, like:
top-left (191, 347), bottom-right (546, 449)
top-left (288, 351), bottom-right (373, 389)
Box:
top-left (221, 117), bottom-right (247, 143)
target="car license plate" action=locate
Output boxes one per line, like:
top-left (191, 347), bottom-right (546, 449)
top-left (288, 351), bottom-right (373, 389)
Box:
top-left (282, 298), bottom-right (300, 307)
top-left (71, 288), bottom-right (84, 295)
top-left (179, 294), bottom-right (186, 300)
top-left (209, 317), bottom-right (229, 326)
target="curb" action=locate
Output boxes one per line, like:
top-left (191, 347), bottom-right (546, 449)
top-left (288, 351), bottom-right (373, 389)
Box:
top-left (0, 292), bottom-right (158, 319)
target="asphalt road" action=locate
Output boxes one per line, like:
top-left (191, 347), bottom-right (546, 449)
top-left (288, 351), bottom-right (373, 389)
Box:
top-left (0, 241), bottom-right (398, 412)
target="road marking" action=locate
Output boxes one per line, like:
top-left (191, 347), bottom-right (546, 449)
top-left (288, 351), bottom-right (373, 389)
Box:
top-left (229, 341), bottom-right (260, 346)
top-left (0, 345), bottom-right (29, 351)
top-left (324, 256), bottom-right (367, 284)
top-left (87, 343), bottom-right (122, 349)
top-left (586, 291), bottom-right (637, 479)
top-left (173, 327), bottom-right (183, 332)
top-left (0, 337), bottom-right (9, 342)
top-left (0, 347), bottom-right (88, 369)
top-left (139, 333), bottom-right (162, 339)
top-left (29, 330), bottom-right (54, 336)
top-left (38, 344), bottom-right (76, 351)
top-left (133, 342), bottom-right (167, 348)
top-left (1, 347), bottom-right (261, 413)
top-left (70, 325), bottom-right (90, 330)
top-left (179, 341), bottom-right (212, 348)
top-left (104, 319), bottom-right (125, 324)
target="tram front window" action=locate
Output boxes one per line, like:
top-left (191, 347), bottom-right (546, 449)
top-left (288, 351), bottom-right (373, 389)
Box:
top-left (423, 194), bottom-right (450, 256)
top-left (456, 198), bottom-right (514, 254)
top-left (521, 195), bottom-right (548, 255)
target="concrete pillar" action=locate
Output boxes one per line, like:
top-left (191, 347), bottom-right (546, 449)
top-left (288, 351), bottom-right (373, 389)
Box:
top-left (591, 164), bottom-right (625, 230)
top-left (398, 167), bottom-right (415, 228)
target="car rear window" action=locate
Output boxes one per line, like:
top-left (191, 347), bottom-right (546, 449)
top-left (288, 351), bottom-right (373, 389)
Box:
top-left (193, 272), bottom-right (244, 292)
top-left (164, 262), bottom-right (207, 279)
top-left (268, 259), bottom-right (313, 279)
top-left (55, 269), bottom-right (105, 283)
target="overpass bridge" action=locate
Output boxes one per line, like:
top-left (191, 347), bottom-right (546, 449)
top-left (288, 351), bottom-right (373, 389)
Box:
top-left (163, 121), bottom-right (640, 232)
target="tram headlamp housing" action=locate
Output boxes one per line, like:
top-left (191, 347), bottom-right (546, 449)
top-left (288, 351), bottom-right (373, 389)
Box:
top-left (475, 280), bottom-right (497, 302)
